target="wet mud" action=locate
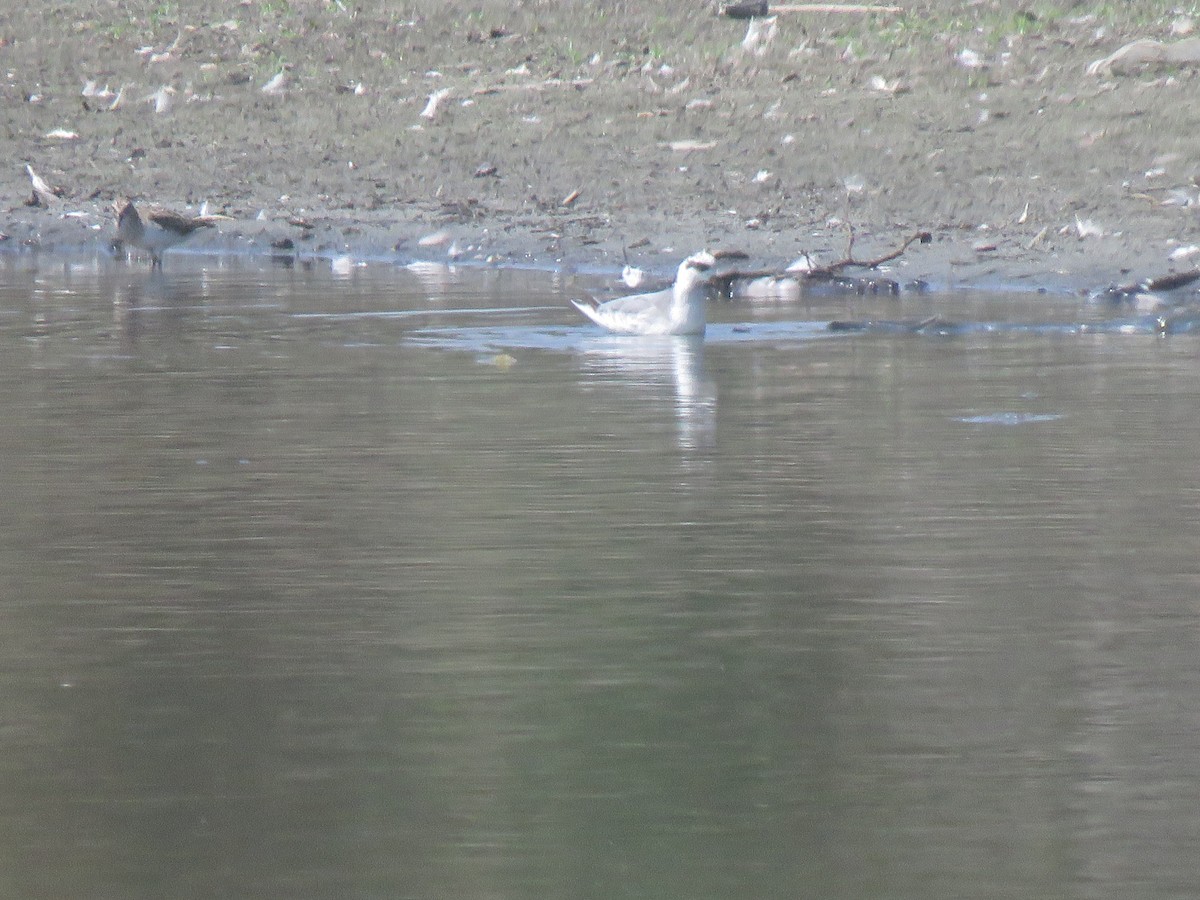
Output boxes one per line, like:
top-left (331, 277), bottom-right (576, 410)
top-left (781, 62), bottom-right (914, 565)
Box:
top-left (4, 1), bottom-right (1200, 292)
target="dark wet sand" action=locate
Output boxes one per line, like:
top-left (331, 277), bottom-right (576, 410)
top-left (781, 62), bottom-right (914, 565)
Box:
top-left (4, 1), bottom-right (1199, 289)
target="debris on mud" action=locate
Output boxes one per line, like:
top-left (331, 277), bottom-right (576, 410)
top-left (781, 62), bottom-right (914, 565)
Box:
top-left (1089, 269), bottom-right (1200, 304)
top-left (1087, 37), bottom-right (1200, 76)
top-left (710, 227), bottom-right (932, 299)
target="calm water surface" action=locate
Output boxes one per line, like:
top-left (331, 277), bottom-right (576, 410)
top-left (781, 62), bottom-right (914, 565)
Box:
top-left (2, 256), bottom-right (1200, 898)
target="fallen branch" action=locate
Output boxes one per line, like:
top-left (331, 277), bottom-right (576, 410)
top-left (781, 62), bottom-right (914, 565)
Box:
top-left (472, 78), bottom-right (594, 96)
top-left (1092, 268), bottom-right (1200, 301)
top-left (818, 226), bottom-right (933, 274)
top-left (811, 223), bottom-right (932, 275)
top-left (1142, 269), bottom-right (1200, 293)
top-left (709, 226), bottom-right (931, 298)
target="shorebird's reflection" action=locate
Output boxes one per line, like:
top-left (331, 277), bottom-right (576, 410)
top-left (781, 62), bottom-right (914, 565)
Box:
top-left (111, 267), bottom-right (211, 309)
top-left (577, 333), bottom-right (717, 453)
top-left (110, 269), bottom-right (222, 344)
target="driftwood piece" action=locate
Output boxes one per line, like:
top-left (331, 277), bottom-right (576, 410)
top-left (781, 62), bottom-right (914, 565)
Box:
top-left (1140, 270), bottom-right (1200, 293)
top-left (472, 78), bottom-right (594, 96)
top-left (1092, 269), bottom-right (1200, 302)
top-left (720, 1), bottom-right (769, 16)
top-left (821, 224), bottom-right (932, 273)
top-left (710, 227), bottom-right (931, 297)
top-left (710, 267), bottom-right (902, 298)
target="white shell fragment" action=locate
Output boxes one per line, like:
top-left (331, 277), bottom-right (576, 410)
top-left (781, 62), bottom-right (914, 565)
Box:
top-left (420, 88), bottom-right (452, 119)
top-left (868, 75), bottom-right (908, 94)
top-left (261, 71), bottom-right (289, 95)
top-left (26, 165), bottom-right (57, 206)
top-left (741, 16), bottom-right (778, 57)
top-left (144, 85), bottom-right (175, 114)
top-left (957, 48), bottom-right (984, 69)
top-left (418, 230), bottom-right (452, 248)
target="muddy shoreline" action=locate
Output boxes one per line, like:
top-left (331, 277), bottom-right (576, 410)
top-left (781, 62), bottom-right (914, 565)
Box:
top-left (4, 2), bottom-right (1199, 294)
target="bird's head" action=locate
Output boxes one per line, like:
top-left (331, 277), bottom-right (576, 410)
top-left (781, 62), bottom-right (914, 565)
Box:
top-left (114, 198), bottom-right (140, 228)
top-left (675, 250), bottom-right (717, 291)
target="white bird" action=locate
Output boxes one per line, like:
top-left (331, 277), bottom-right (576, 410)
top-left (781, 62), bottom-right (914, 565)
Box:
top-left (571, 251), bottom-right (716, 336)
top-left (621, 263), bottom-right (646, 288)
top-left (620, 247), bottom-right (646, 288)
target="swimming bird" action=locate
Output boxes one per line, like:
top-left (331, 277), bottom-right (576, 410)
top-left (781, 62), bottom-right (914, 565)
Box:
top-left (115, 199), bottom-right (223, 267)
top-left (571, 251), bottom-right (716, 335)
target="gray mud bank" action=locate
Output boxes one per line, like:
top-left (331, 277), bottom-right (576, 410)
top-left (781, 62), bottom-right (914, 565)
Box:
top-left (4, 2), bottom-right (1199, 294)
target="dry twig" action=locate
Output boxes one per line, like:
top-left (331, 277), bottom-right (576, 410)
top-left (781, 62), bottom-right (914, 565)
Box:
top-left (818, 224), bottom-right (932, 273)
top-left (709, 226), bottom-right (931, 297)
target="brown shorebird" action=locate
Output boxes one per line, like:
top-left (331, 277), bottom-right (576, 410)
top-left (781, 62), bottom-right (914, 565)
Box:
top-left (115, 199), bottom-right (224, 267)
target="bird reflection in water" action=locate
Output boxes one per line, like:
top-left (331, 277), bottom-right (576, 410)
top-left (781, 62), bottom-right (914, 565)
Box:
top-left (577, 333), bottom-right (716, 455)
